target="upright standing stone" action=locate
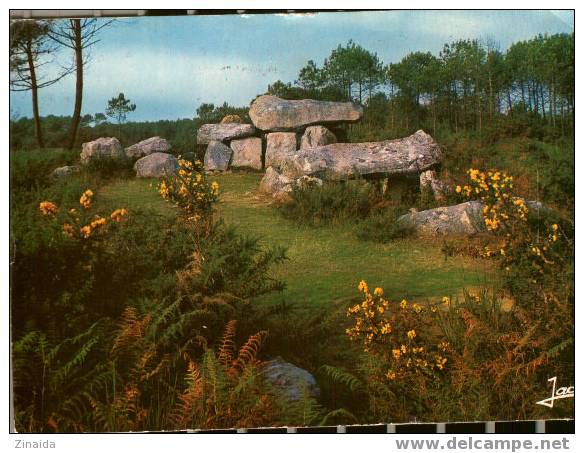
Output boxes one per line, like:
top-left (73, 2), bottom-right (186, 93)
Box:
top-left (265, 132), bottom-right (297, 170)
top-left (80, 137), bottom-right (125, 164)
top-left (420, 169), bottom-right (449, 202)
top-left (300, 125), bottom-right (337, 148)
top-left (134, 152), bottom-right (179, 178)
top-left (204, 140), bottom-right (232, 171)
top-left (249, 95), bottom-right (363, 131)
top-left (230, 137), bottom-right (263, 170)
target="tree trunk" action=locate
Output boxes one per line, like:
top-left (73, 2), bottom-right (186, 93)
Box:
top-left (67, 19), bottom-right (83, 150)
top-left (539, 83), bottom-right (546, 121)
top-left (551, 80), bottom-right (556, 128)
top-left (26, 40), bottom-right (44, 149)
top-left (507, 90), bottom-right (513, 117)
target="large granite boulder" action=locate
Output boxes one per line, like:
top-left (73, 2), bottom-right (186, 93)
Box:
top-left (249, 95), bottom-right (363, 131)
top-left (80, 137), bottom-right (124, 164)
top-left (230, 137), bottom-right (262, 170)
top-left (261, 357), bottom-right (320, 401)
top-left (398, 199), bottom-right (548, 237)
top-left (259, 167), bottom-right (323, 202)
top-left (204, 140), bottom-right (232, 171)
top-left (396, 201), bottom-right (485, 236)
top-left (125, 136), bottom-right (171, 159)
top-left (300, 125), bottom-right (337, 149)
top-left (279, 130), bottom-right (441, 180)
top-left (134, 152), bottom-right (179, 178)
top-left (265, 132), bottom-right (297, 170)
top-left (259, 167), bottom-right (293, 200)
top-left (50, 165), bottom-right (80, 178)
top-left (197, 123), bottom-right (255, 144)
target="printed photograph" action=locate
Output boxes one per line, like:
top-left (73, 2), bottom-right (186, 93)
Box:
top-left (9, 9), bottom-right (574, 433)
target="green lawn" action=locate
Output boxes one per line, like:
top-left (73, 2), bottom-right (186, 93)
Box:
top-left (99, 172), bottom-right (498, 311)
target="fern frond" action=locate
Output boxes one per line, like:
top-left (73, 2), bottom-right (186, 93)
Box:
top-left (218, 320), bottom-right (237, 367)
top-left (232, 330), bottom-right (268, 374)
top-left (172, 359), bottom-right (203, 428)
top-left (318, 365), bottom-right (365, 394)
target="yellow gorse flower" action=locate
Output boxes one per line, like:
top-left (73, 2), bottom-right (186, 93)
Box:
top-left (62, 223), bottom-right (75, 237)
top-left (39, 201), bottom-right (58, 216)
top-left (80, 189), bottom-right (93, 209)
top-left (110, 208), bottom-right (129, 222)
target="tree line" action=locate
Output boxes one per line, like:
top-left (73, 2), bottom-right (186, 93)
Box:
top-left (10, 21), bottom-right (574, 152)
top-left (269, 33), bottom-right (574, 138)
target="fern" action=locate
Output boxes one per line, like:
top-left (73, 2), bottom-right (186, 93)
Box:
top-left (218, 320), bottom-right (237, 366)
top-left (233, 330), bottom-right (268, 374)
top-left (318, 365), bottom-right (365, 394)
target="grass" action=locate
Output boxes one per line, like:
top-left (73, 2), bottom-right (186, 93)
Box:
top-left (98, 178), bottom-right (177, 217)
top-left (98, 172), bottom-right (498, 311)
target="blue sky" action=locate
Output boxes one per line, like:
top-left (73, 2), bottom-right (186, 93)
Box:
top-left (10, 10), bottom-right (574, 121)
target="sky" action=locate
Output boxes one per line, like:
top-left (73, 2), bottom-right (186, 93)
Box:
top-left (10, 10), bottom-right (574, 122)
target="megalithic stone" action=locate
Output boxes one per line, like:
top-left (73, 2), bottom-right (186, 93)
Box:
top-left (249, 95), bottom-right (363, 131)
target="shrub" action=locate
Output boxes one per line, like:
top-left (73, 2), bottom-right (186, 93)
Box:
top-left (344, 282), bottom-right (574, 422)
top-left (82, 155), bottom-right (134, 180)
top-left (10, 148), bottom-right (78, 191)
top-left (355, 207), bottom-right (413, 243)
top-left (279, 179), bottom-right (378, 226)
top-left (176, 223), bottom-right (287, 301)
top-left (158, 157), bottom-right (219, 232)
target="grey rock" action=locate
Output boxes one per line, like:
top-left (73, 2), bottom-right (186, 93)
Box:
top-left (134, 152), bottom-right (179, 178)
top-left (261, 357), bottom-right (320, 401)
top-left (397, 201), bottom-right (486, 236)
top-left (230, 137), bottom-right (262, 170)
top-left (265, 132), bottom-right (297, 170)
top-left (259, 167), bottom-right (325, 202)
top-left (397, 199), bottom-right (549, 237)
top-left (50, 165), bottom-right (80, 178)
top-left (125, 136), bottom-right (172, 159)
top-left (204, 141), bottom-right (232, 171)
top-left (300, 125), bottom-right (337, 148)
top-left (249, 95), bottom-right (363, 131)
top-left (197, 123), bottom-right (255, 144)
top-left (279, 130), bottom-right (441, 180)
top-left (258, 167), bottom-right (292, 200)
top-left (296, 175), bottom-right (323, 190)
top-left (80, 137), bottom-right (124, 164)
top-left (420, 169), bottom-right (450, 202)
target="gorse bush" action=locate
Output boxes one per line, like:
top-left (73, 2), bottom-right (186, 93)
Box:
top-left (344, 282), bottom-right (574, 423)
top-left (158, 157), bottom-right (220, 232)
top-left (456, 168), bottom-right (574, 301)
